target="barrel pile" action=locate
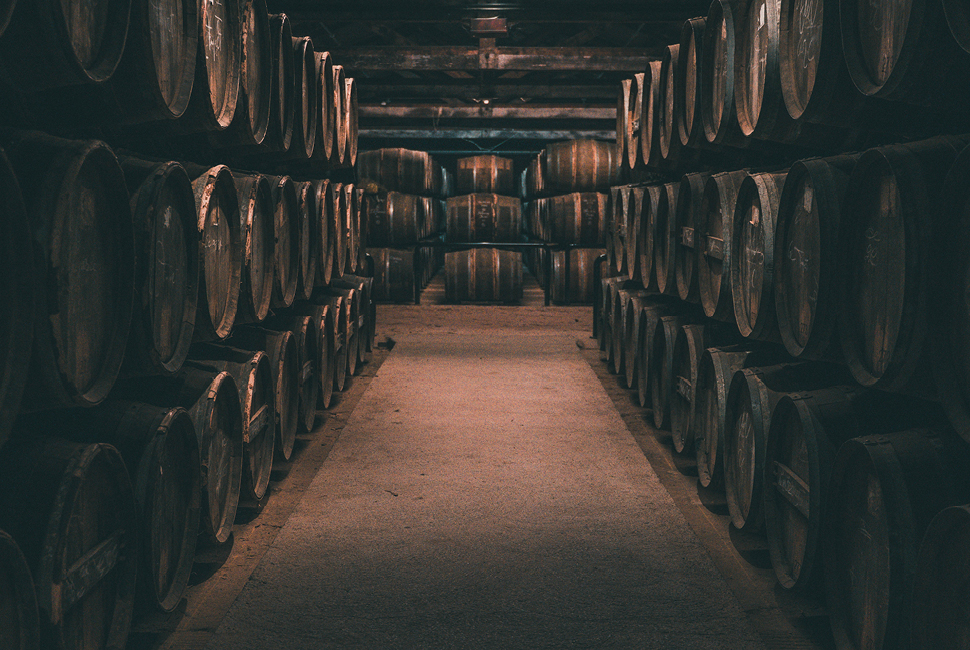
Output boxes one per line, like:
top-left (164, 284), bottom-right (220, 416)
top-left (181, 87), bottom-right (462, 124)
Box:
top-left (0, 4), bottom-right (368, 648)
top-left (600, 1), bottom-right (970, 647)
top-left (359, 148), bottom-right (452, 302)
top-left (445, 154), bottom-right (524, 303)
top-left (522, 140), bottom-right (618, 303)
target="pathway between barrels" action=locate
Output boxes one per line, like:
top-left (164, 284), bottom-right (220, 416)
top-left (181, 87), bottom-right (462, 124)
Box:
top-left (196, 306), bottom-right (768, 649)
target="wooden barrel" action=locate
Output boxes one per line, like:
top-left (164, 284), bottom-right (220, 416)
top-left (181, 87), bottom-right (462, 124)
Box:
top-left (544, 140), bottom-right (620, 194)
top-left (232, 173), bottom-right (275, 324)
top-left (269, 175), bottom-right (300, 309)
top-left (639, 185), bottom-right (664, 286)
top-left (694, 345), bottom-right (784, 489)
top-left (325, 286), bottom-right (359, 376)
top-left (0, 0), bottom-right (130, 90)
top-left (331, 183), bottom-right (347, 280)
top-left (4, 133), bottom-right (134, 412)
top-left (325, 294), bottom-right (348, 392)
top-left (839, 136), bottom-right (968, 394)
top-left (616, 78), bottom-right (630, 170)
top-left (724, 362), bottom-right (847, 531)
top-left (265, 14), bottom-right (294, 153)
top-left (446, 194), bottom-right (522, 243)
top-left (945, 0), bottom-right (970, 52)
top-left (289, 36), bottom-right (317, 160)
top-left (600, 277), bottom-right (635, 355)
top-left (627, 73), bottom-right (645, 169)
top-left (456, 155), bottom-right (515, 195)
top-left (119, 158), bottom-right (200, 376)
top-left (825, 429), bottom-right (970, 650)
top-left (55, 401), bottom-right (202, 612)
top-left (551, 248), bottom-right (606, 304)
top-left (913, 504), bottom-right (970, 650)
top-left (659, 44), bottom-right (689, 167)
top-left (648, 314), bottom-right (693, 428)
top-left (698, 170), bottom-right (747, 321)
top-left (674, 172), bottom-right (712, 304)
top-left (765, 387), bottom-right (941, 593)
top-left (670, 323), bottom-right (708, 454)
top-left (340, 274), bottom-right (376, 356)
top-left (331, 64), bottom-right (347, 166)
top-left (637, 62), bottom-right (661, 169)
top-left (313, 51), bottom-right (335, 161)
top-left (296, 181), bottom-right (318, 301)
top-left (0, 528), bottom-right (39, 650)
top-left (357, 148), bottom-right (434, 196)
top-left (445, 249), bottom-right (523, 303)
top-left (344, 77), bottom-right (359, 167)
top-left (775, 154), bottom-right (860, 360)
top-left (620, 292), bottom-right (655, 390)
top-left (109, 0), bottom-right (198, 124)
top-left (678, 17), bottom-right (708, 148)
top-left (313, 179), bottom-right (335, 287)
top-left (635, 300), bottom-right (680, 407)
top-left (610, 288), bottom-right (632, 376)
top-left (526, 152), bottom-right (546, 197)
top-left (211, 0), bottom-right (269, 147)
top-left (181, 0), bottom-right (241, 131)
top-left (332, 277), bottom-right (370, 368)
top-left (653, 182), bottom-right (680, 296)
top-left (313, 304), bottom-right (336, 409)
top-left (702, 0), bottom-right (745, 147)
top-left (369, 247), bottom-right (419, 303)
top-left (343, 184), bottom-right (360, 273)
top-left (289, 314), bottom-right (320, 433)
top-left (0, 438), bottom-right (137, 650)
top-left (0, 144), bottom-right (31, 463)
top-left (731, 170), bottom-right (788, 341)
top-left (626, 187), bottom-right (645, 283)
top-left (608, 186), bottom-right (627, 275)
top-left (190, 164), bottom-right (242, 341)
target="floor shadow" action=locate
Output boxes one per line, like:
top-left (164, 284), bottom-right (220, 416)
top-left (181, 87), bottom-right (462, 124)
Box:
top-left (126, 600), bottom-right (187, 650)
top-left (189, 533), bottom-right (235, 585)
top-left (728, 523), bottom-right (772, 569)
top-left (696, 481), bottom-right (730, 516)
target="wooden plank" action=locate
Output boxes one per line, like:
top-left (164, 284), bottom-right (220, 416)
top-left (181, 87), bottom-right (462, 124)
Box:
top-left (332, 46), bottom-right (654, 71)
top-left (358, 128), bottom-right (616, 139)
top-left (359, 105), bottom-right (616, 119)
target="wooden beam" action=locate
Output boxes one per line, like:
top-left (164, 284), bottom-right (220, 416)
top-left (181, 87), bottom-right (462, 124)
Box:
top-left (358, 128), bottom-right (616, 139)
top-left (356, 84), bottom-right (619, 100)
top-left (332, 46), bottom-right (653, 71)
top-left (359, 104), bottom-right (616, 119)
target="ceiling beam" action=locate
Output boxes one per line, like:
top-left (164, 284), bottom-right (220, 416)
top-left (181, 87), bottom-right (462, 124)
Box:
top-left (357, 84), bottom-right (619, 100)
top-left (359, 105), bottom-right (615, 119)
top-left (330, 46), bottom-right (653, 71)
top-left (359, 128), bottom-right (616, 139)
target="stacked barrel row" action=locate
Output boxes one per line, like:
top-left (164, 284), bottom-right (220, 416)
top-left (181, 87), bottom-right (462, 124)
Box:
top-left (444, 155), bottom-right (523, 303)
top-left (0, 3), bottom-right (359, 173)
top-left (521, 140), bottom-right (619, 303)
top-left (358, 148), bottom-right (452, 302)
top-left (596, 129), bottom-right (970, 650)
top-left (0, 130), bottom-right (376, 650)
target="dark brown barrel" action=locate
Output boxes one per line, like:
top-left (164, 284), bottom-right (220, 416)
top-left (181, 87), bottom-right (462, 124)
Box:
top-left (620, 292), bottom-right (653, 390)
top-left (600, 277), bottom-right (636, 356)
top-left (526, 152), bottom-right (546, 198)
top-left (841, 0), bottom-right (959, 103)
top-left (296, 181), bottom-right (318, 301)
top-left (334, 275), bottom-right (374, 363)
top-left (266, 14), bottom-right (294, 153)
top-left (702, 0), bottom-right (745, 147)
top-left (626, 187), bottom-right (644, 283)
top-left (724, 362), bottom-right (846, 532)
top-left (55, 401), bottom-right (202, 612)
top-left (765, 387), bottom-right (941, 593)
top-left (109, 0), bottom-right (198, 123)
top-left (731, 170), bottom-right (788, 341)
top-left (232, 173), bottom-right (275, 324)
top-left (678, 17), bottom-right (708, 148)
top-left (445, 249), bottom-right (523, 303)
top-left (181, 0), bottom-right (241, 131)
top-left (0, 438), bottom-right (137, 650)
top-left (694, 345), bottom-right (784, 489)
top-left (190, 164), bottom-right (242, 341)
top-left (735, 0), bottom-right (796, 141)
top-left (289, 36), bottom-right (317, 160)
top-left (617, 78), bottom-right (631, 169)
top-left (4, 133), bottom-right (134, 412)
top-left (698, 170), bottom-right (747, 321)
top-left (825, 430), bottom-right (970, 650)
top-left (370, 247), bottom-right (420, 303)
top-left (446, 194), bottom-right (522, 243)
top-left (331, 64), bottom-right (347, 166)
top-left (653, 182), bottom-right (680, 296)
top-left (313, 179), bottom-right (335, 287)
top-left (189, 345), bottom-right (275, 508)
top-left (610, 186), bottom-right (632, 276)
top-left (312, 51), bottom-right (335, 161)
top-left (610, 287), bottom-right (631, 376)
top-left (213, 0), bottom-right (270, 147)
top-left (289, 314), bottom-right (319, 432)
top-left (331, 183), bottom-right (347, 280)
top-left (659, 44), bottom-right (688, 167)
top-left (649, 314), bottom-right (693, 429)
top-left (344, 76), bottom-right (359, 167)
top-left (551, 248), bottom-right (606, 304)
top-left (119, 158), bottom-right (200, 375)
top-left (635, 299), bottom-right (679, 407)
top-left (269, 175), bottom-right (300, 309)
top-left (944, 0), bottom-right (970, 52)
top-left (839, 136), bottom-right (968, 394)
top-left (545, 140), bottom-right (620, 194)
top-left (0, 528), bottom-right (39, 650)
top-left (0, 147), bottom-right (34, 445)
top-left (627, 73), bottom-right (644, 170)
top-left (641, 60), bottom-right (664, 169)
top-left (670, 323), bottom-right (707, 454)
top-left (313, 304), bottom-right (336, 409)
top-left (325, 294), bottom-right (348, 392)
top-left (343, 184), bottom-right (360, 274)
top-left (639, 185), bottom-right (664, 286)
top-left (775, 154), bottom-right (860, 360)
top-left (326, 286), bottom-right (360, 376)
top-left (456, 155), bottom-right (515, 195)
top-left (357, 148), bottom-right (433, 196)
top-left (913, 504), bottom-right (970, 650)
top-left (0, 0), bottom-right (130, 90)
top-left (231, 327), bottom-right (299, 462)
top-left (675, 172), bottom-right (713, 304)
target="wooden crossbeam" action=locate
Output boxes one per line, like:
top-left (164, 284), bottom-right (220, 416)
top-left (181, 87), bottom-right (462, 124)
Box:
top-left (331, 46), bottom-right (653, 71)
top-left (359, 105), bottom-right (616, 119)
